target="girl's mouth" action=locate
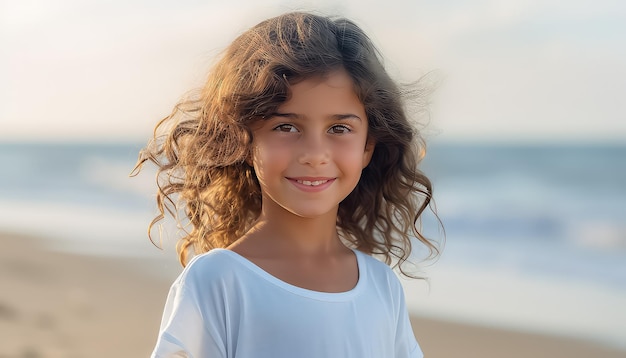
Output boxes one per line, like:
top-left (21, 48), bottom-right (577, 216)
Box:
top-left (296, 179), bottom-right (330, 186)
top-left (288, 177), bottom-right (336, 192)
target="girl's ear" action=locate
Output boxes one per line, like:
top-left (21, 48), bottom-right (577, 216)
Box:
top-left (362, 138), bottom-right (376, 168)
top-left (244, 125), bottom-right (256, 166)
top-left (245, 148), bottom-right (254, 166)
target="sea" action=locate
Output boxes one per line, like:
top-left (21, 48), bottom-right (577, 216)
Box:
top-left (0, 142), bottom-right (625, 350)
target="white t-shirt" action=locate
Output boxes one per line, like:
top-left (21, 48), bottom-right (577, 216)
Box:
top-left (152, 248), bottom-right (423, 358)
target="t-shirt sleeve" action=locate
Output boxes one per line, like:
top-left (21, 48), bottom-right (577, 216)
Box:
top-left (151, 271), bottom-right (227, 358)
top-left (393, 278), bottom-right (424, 358)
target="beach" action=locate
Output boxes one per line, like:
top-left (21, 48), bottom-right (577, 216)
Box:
top-left (1, 232), bottom-right (624, 358)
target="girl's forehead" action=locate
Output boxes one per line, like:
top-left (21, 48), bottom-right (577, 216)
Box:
top-left (280, 71), bottom-right (363, 111)
top-left (296, 67), bottom-right (355, 83)
top-left (287, 69), bottom-right (356, 94)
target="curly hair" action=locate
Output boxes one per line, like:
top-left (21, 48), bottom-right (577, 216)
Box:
top-left (132, 11), bottom-right (440, 275)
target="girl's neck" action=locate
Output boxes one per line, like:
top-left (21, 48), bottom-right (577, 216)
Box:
top-left (230, 204), bottom-right (347, 259)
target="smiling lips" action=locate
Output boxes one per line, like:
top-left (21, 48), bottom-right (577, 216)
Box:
top-left (297, 179), bottom-right (329, 186)
top-left (288, 177), bottom-right (336, 191)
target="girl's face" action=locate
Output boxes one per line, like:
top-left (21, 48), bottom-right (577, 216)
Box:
top-left (251, 69), bottom-right (374, 219)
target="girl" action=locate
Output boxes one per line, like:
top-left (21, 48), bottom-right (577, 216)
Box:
top-left (135, 11), bottom-right (439, 358)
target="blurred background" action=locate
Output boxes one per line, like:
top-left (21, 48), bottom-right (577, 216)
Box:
top-left (1, 0), bottom-right (625, 357)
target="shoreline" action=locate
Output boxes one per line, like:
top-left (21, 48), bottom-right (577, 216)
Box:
top-left (1, 232), bottom-right (624, 358)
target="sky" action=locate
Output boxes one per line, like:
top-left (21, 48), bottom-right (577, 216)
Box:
top-left (1, 0), bottom-right (625, 143)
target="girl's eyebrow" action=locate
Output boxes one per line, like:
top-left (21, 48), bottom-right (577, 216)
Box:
top-left (272, 112), bottom-right (363, 122)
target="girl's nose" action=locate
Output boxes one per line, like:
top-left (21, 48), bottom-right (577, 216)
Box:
top-left (298, 133), bottom-right (329, 166)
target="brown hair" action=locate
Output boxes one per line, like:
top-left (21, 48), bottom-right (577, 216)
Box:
top-left (133, 11), bottom-right (440, 275)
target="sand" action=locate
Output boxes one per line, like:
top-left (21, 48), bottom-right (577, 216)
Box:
top-left (1, 232), bottom-right (624, 358)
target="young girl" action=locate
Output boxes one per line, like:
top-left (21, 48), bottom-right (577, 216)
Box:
top-left (135, 11), bottom-right (438, 358)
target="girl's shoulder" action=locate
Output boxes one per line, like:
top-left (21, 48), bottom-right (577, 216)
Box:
top-left (355, 249), bottom-right (393, 271)
top-left (354, 250), bottom-right (404, 287)
top-left (354, 250), bottom-right (407, 307)
top-left (175, 248), bottom-right (244, 287)
top-left (355, 250), bottom-right (388, 272)
top-left (185, 248), bottom-right (235, 269)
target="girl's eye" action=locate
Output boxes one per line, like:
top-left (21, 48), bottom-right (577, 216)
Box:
top-left (328, 125), bottom-right (351, 134)
top-left (274, 124), bottom-right (298, 133)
